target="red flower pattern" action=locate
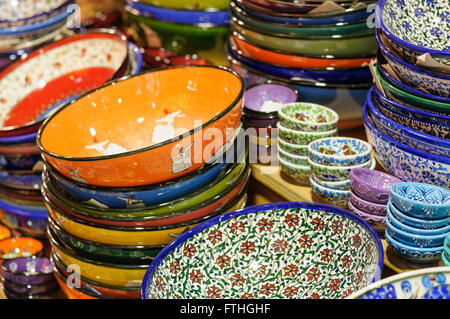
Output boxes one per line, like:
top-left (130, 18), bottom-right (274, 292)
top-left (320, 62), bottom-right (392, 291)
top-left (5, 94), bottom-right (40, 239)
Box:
top-left (283, 264), bottom-right (299, 278)
top-left (260, 283), bottom-right (276, 296)
top-left (169, 261), bottom-right (181, 274)
top-left (208, 230), bottom-right (223, 245)
top-left (230, 274), bottom-right (245, 287)
top-left (229, 221), bottom-right (246, 234)
top-left (341, 255), bottom-right (353, 269)
top-left (257, 218), bottom-right (274, 232)
top-left (215, 255), bottom-right (231, 269)
top-left (299, 234), bottom-right (313, 249)
top-left (352, 234), bottom-right (362, 248)
top-left (284, 214), bottom-right (299, 228)
top-left (272, 240), bottom-right (289, 253)
top-left (240, 241), bottom-right (256, 256)
top-left (330, 220), bottom-right (343, 234)
top-left (320, 248), bottom-right (333, 263)
top-left (183, 243), bottom-right (197, 258)
top-left (306, 267), bottom-right (321, 282)
top-left (311, 217), bottom-right (325, 231)
top-left (329, 279), bottom-right (341, 291)
top-left (283, 286), bottom-right (299, 297)
top-left (189, 270), bottom-right (204, 284)
top-left (207, 286), bottom-right (221, 298)
top-left (307, 292), bottom-right (321, 299)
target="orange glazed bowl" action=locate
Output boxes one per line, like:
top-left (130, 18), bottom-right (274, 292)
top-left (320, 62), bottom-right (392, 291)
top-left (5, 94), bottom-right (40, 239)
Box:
top-left (37, 66), bottom-right (244, 187)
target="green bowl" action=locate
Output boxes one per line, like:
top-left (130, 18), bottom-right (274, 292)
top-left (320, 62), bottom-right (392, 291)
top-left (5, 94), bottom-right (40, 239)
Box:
top-left (278, 156), bottom-right (311, 184)
top-left (278, 139), bottom-right (309, 156)
top-left (128, 12), bottom-right (229, 54)
top-left (308, 155), bottom-right (376, 182)
top-left (231, 3), bottom-right (373, 38)
top-left (277, 122), bottom-right (338, 146)
top-left (140, 0), bottom-right (230, 10)
top-left (278, 102), bottom-right (339, 132)
top-left (231, 20), bottom-right (377, 58)
top-left (278, 148), bottom-right (308, 166)
top-left (376, 65), bottom-right (450, 116)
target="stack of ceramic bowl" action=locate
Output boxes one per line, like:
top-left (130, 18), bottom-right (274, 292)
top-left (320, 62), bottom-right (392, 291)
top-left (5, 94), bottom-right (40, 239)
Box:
top-left (1, 257), bottom-right (59, 299)
top-left (362, 0), bottom-right (450, 189)
top-left (242, 81), bottom-right (299, 165)
top-left (307, 137), bottom-right (375, 208)
top-left (349, 168), bottom-right (402, 236)
top-left (385, 182), bottom-right (450, 264)
top-left (125, 0), bottom-right (230, 64)
top-left (443, 234), bottom-right (450, 266)
top-left (35, 66), bottom-right (248, 299)
top-left (0, 0), bottom-right (77, 71)
top-left (277, 102), bottom-right (339, 185)
top-left (227, 0), bottom-right (377, 129)
top-left (0, 30), bottom-right (143, 238)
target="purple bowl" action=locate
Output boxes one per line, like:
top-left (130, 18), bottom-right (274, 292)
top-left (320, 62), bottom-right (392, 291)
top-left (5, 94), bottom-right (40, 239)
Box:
top-left (3, 277), bottom-right (58, 296)
top-left (350, 189), bottom-right (387, 217)
top-left (349, 168), bottom-right (403, 205)
top-left (242, 114), bottom-right (280, 128)
top-left (348, 200), bottom-right (386, 225)
top-left (1, 257), bottom-right (55, 286)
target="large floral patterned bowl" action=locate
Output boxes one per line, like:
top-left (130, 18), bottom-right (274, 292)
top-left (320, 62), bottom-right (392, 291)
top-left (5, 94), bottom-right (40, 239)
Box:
top-left (363, 103), bottom-right (450, 189)
top-left (377, 0), bottom-right (450, 66)
top-left (142, 202), bottom-right (383, 299)
top-left (348, 267), bottom-right (450, 299)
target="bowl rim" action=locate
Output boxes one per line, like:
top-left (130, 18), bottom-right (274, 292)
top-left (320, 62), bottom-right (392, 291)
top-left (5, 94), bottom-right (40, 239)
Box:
top-left (0, 237), bottom-right (44, 258)
top-left (141, 201), bottom-right (384, 298)
top-left (307, 136), bottom-right (372, 162)
top-left (0, 256), bottom-right (53, 276)
top-left (388, 201), bottom-right (450, 227)
top-left (349, 189), bottom-right (387, 210)
top-left (309, 175), bottom-right (350, 195)
top-left (307, 155), bottom-right (375, 171)
top-left (311, 172), bottom-right (351, 187)
top-left (277, 121), bottom-right (338, 136)
top-left (389, 182), bottom-right (450, 210)
top-left (278, 138), bottom-right (308, 149)
top-left (346, 266), bottom-right (450, 299)
top-left (349, 167), bottom-right (402, 195)
top-left (363, 100), bottom-right (450, 164)
top-left (278, 155), bottom-right (310, 170)
top-left (278, 147), bottom-right (308, 160)
top-left (37, 65), bottom-right (245, 162)
top-left (386, 217), bottom-right (448, 242)
top-left (278, 102), bottom-right (340, 126)
top-left (0, 0), bottom-right (74, 25)
top-left (376, 0), bottom-right (450, 58)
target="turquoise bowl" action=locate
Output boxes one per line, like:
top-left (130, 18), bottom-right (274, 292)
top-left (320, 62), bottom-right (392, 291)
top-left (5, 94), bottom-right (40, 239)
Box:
top-left (388, 201), bottom-right (450, 231)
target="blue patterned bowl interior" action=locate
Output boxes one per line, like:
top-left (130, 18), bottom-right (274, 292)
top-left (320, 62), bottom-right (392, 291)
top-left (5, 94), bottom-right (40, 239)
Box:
top-left (388, 201), bottom-right (450, 230)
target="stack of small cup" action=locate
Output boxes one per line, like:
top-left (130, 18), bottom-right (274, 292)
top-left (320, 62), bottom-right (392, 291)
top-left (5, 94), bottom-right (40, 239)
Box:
top-left (277, 102), bottom-right (339, 185)
top-left (307, 137), bottom-right (374, 208)
top-left (349, 168), bottom-right (402, 236)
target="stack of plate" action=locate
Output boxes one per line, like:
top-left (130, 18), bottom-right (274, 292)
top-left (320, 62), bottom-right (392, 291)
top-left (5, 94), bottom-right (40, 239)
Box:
top-left (242, 81), bottom-right (299, 165)
top-left (277, 102), bottom-right (339, 185)
top-left (385, 182), bottom-right (450, 264)
top-left (227, 0), bottom-right (377, 129)
top-left (125, 0), bottom-right (230, 62)
top-left (0, 0), bottom-right (77, 71)
top-left (0, 30), bottom-right (142, 237)
top-left (307, 137), bottom-right (375, 208)
top-left (363, 0), bottom-right (449, 189)
top-left (36, 65), bottom-right (249, 299)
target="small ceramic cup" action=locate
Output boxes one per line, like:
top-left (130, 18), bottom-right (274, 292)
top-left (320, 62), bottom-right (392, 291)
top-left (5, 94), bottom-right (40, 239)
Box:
top-left (278, 102), bottom-right (339, 132)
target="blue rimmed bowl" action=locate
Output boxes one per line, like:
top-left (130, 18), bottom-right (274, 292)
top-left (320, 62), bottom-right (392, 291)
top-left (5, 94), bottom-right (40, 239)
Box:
top-left (311, 173), bottom-right (351, 191)
top-left (385, 231), bottom-right (443, 264)
top-left (363, 102), bottom-right (450, 189)
top-left (142, 201), bottom-right (383, 299)
top-left (0, 199), bottom-right (48, 237)
top-left (0, 169), bottom-right (42, 190)
top-left (309, 176), bottom-right (350, 207)
top-left (389, 182), bottom-right (450, 220)
top-left (308, 137), bottom-right (372, 167)
top-left (125, 0), bottom-right (230, 26)
top-left (376, 0), bottom-right (450, 66)
top-left (388, 201), bottom-right (450, 230)
top-left (372, 87), bottom-right (450, 140)
top-left (0, 131), bottom-right (37, 145)
top-left (367, 89), bottom-right (450, 158)
top-left (376, 29), bottom-right (450, 98)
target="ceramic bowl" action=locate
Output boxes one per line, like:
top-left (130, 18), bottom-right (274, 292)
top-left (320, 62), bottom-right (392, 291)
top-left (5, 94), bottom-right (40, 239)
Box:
top-left (363, 103), bottom-right (450, 189)
top-left (0, 131), bottom-right (37, 145)
top-left (240, 0), bottom-right (362, 14)
top-left (386, 217), bottom-right (447, 249)
top-left (50, 253), bottom-right (141, 299)
top-left (308, 155), bottom-right (375, 182)
top-left (278, 156), bottom-right (311, 184)
top-left (377, 0), bottom-right (450, 66)
top-left (375, 65), bottom-right (450, 116)
top-left (0, 257), bottom-right (54, 286)
top-left (311, 173), bottom-right (351, 191)
top-left (348, 267), bottom-right (450, 299)
top-left (376, 29), bottom-right (450, 98)
top-left (372, 87), bottom-right (450, 140)
top-left (139, 0), bottom-right (230, 10)
top-left (0, 169), bottom-right (42, 190)
top-left (243, 80), bottom-right (298, 118)
top-left (0, 30), bottom-right (130, 138)
top-left (310, 176), bottom-right (350, 208)
top-left (44, 133), bottom-right (242, 209)
top-left (127, 41), bottom-right (143, 76)
top-left (47, 217), bottom-right (162, 265)
top-left (443, 251), bottom-right (450, 266)
top-left (308, 137), bottom-right (372, 167)
top-left (0, 224), bottom-right (11, 240)
top-left (0, 152), bottom-right (42, 170)
top-left (0, 185), bottom-right (42, 204)
top-left (232, 34), bottom-right (376, 69)
top-left (278, 148), bottom-right (308, 166)
top-left (278, 102), bottom-right (339, 132)
top-left (126, 0), bottom-right (230, 26)
top-left (349, 190), bottom-right (387, 217)
top-left (38, 66), bottom-right (243, 188)
top-left (388, 201), bottom-right (450, 231)
top-left (278, 138), bottom-right (308, 156)
top-left (277, 122), bottom-right (338, 145)
top-left (241, 115), bottom-right (279, 128)
top-left (142, 202), bottom-right (383, 299)
top-left (389, 183), bottom-right (450, 220)
top-left (0, 237), bottom-right (43, 260)
top-left (349, 168), bottom-right (403, 205)
top-left (368, 91), bottom-right (450, 158)
top-left (53, 271), bottom-right (98, 299)
top-left (348, 200), bottom-right (386, 226)
top-left (231, 20), bottom-right (378, 58)
top-left (230, 58), bottom-right (371, 129)
top-left (2, 278), bottom-right (58, 296)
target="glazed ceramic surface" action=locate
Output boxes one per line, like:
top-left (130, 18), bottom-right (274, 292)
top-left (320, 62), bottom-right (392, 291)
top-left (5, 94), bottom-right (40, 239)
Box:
top-left (389, 183), bottom-right (450, 220)
top-left (385, 232), bottom-right (443, 263)
top-left (363, 103), bottom-right (450, 189)
top-left (278, 156), bottom-right (310, 183)
top-left (0, 0), bottom-right (71, 26)
top-left (0, 169), bottom-right (42, 190)
top-left (277, 122), bottom-right (337, 145)
top-left (308, 156), bottom-right (375, 182)
top-left (231, 22), bottom-right (378, 58)
top-left (3, 279), bottom-right (58, 296)
top-left (311, 173), bottom-right (351, 191)
top-left (139, 0), bottom-right (230, 10)
top-left (278, 102), bottom-right (338, 132)
top-left (349, 267), bottom-right (450, 299)
top-left (368, 92), bottom-right (450, 158)
top-left (0, 237), bottom-right (43, 260)
top-left (38, 66), bottom-right (243, 187)
top-left (278, 139), bottom-right (308, 156)
top-left (377, 0), bottom-right (450, 65)
top-left (142, 202), bottom-right (383, 299)
top-left (0, 31), bottom-right (129, 136)
top-left (0, 152), bottom-right (42, 170)
top-left (388, 201), bottom-right (450, 230)
top-left (350, 191), bottom-right (387, 217)
top-left (348, 200), bottom-right (386, 224)
top-left (278, 148), bottom-right (308, 166)
top-left (308, 137), bottom-right (372, 167)
top-left (0, 257), bottom-right (55, 286)
top-left (310, 176), bottom-right (350, 208)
